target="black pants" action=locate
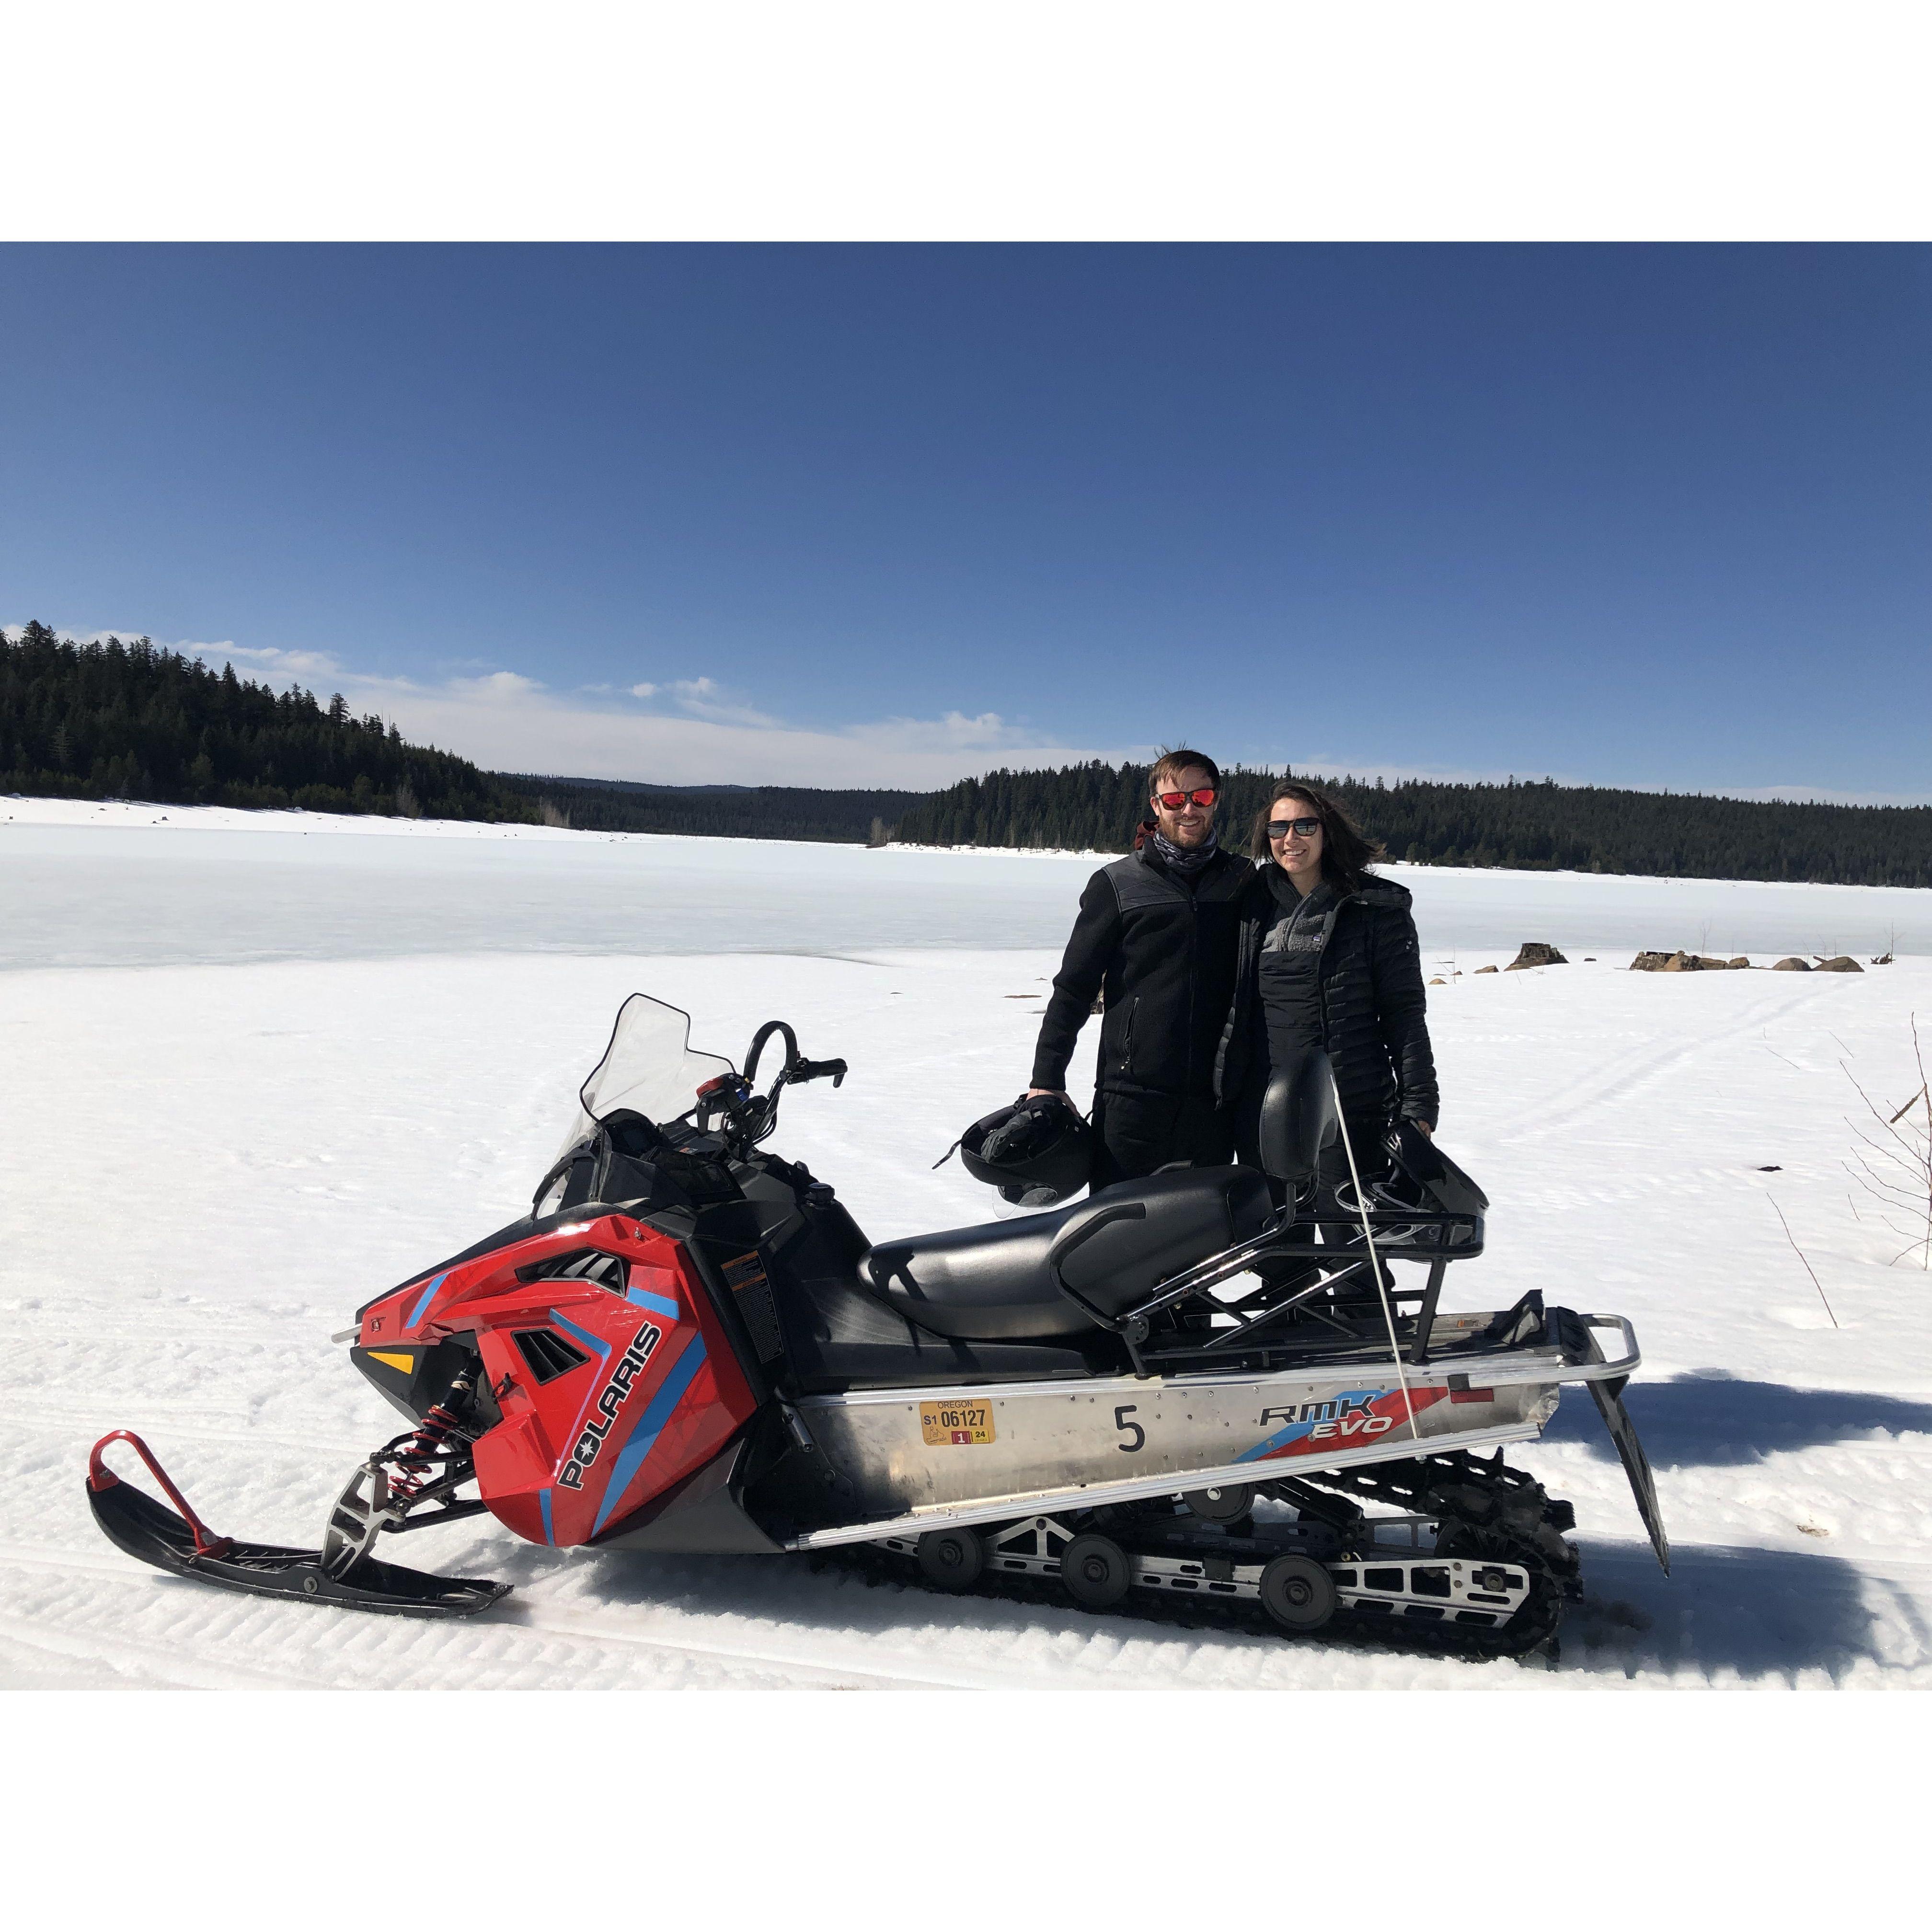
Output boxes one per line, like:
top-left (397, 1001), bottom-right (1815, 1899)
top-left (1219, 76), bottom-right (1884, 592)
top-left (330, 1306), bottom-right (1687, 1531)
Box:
top-left (1230, 1088), bottom-right (1392, 1290)
top-left (1090, 1090), bottom-right (1232, 1186)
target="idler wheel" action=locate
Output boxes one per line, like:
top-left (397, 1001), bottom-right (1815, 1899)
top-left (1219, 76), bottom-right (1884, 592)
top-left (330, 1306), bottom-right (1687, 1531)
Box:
top-left (1060, 1532), bottom-right (1131, 1609)
top-left (1259, 1553), bottom-right (1337, 1631)
top-left (1182, 1484), bottom-right (1253, 1525)
top-left (916, 1526), bottom-right (985, 1590)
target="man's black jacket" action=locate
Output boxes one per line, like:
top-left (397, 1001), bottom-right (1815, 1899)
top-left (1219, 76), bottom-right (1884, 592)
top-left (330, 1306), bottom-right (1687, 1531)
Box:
top-left (1030, 843), bottom-right (1252, 1101)
top-left (1216, 867), bottom-right (1439, 1135)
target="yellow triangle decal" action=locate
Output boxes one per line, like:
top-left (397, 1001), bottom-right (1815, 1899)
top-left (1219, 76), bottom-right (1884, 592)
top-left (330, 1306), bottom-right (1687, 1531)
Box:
top-left (369, 1350), bottom-right (417, 1373)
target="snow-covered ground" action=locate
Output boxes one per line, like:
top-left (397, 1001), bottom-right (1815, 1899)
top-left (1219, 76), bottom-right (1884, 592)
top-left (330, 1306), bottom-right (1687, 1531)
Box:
top-left (4, 804), bottom-right (1931, 1688)
top-left (6, 793), bottom-right (1930, 967)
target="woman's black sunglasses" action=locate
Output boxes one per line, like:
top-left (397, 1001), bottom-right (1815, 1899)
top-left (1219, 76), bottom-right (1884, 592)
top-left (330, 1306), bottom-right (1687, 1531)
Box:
top-left (1266, 817), bottom-right (1322, 840)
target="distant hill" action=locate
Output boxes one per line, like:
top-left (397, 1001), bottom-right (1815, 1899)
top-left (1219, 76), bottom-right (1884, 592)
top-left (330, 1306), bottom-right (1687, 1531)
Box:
top-left (494, 772), bottom-right (922, 844)
top-left (893, 761), bottom-right (1932, 889)
top-left (2, 621), bottom-right (531, 822)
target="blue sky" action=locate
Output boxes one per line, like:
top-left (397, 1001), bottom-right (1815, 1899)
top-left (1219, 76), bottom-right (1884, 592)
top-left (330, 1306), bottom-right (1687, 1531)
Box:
top-left (4, 243), bottom-right (1927, 795)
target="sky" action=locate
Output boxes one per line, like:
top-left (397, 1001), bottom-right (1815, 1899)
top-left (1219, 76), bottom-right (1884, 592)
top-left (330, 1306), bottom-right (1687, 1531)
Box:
top-left (3, 243), bottom-right (1928, 797)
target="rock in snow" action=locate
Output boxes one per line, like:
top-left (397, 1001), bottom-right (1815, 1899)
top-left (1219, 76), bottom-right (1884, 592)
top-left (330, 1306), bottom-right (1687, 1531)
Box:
top-left (1506, 941), bottom-right (1569, 970)
top-left (1633, 950), bottom-right (1749, 972)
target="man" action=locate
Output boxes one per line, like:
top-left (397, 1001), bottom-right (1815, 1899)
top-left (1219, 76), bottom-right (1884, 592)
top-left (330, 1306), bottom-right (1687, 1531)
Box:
top-left (1028, 750), bottom-right (1251, 1183)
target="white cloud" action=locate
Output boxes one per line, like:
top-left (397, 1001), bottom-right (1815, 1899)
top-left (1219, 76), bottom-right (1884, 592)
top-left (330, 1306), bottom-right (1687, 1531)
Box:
top-left (681, 698), bottom-right (782, 729)
top-left (379, 682), bottom-right (1138, 787)
top-left (368, 672), bottom-right (1142, 785)
top-left (618, 673), bottom-right (782, 725)
top-left (448, 669), bottom-right (544, 701)
top-left (184, 640), bottom-right (347, 679)
top-left (844, 710), bottom-right (1064, 753)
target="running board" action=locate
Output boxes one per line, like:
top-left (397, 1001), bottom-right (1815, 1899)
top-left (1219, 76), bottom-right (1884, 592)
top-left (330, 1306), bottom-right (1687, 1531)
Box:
top-left (780, 1421), bottom-right (1543, 1550)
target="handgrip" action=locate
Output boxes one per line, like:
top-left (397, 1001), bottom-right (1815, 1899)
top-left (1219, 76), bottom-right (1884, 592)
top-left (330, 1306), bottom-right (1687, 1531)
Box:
top-left (793, 1057), bottom-right (848, 1087)
top-left (1048, 1198), bottom-right (1146, 1271)
top-left (1047, 1200), bottom-right (1150, 1340)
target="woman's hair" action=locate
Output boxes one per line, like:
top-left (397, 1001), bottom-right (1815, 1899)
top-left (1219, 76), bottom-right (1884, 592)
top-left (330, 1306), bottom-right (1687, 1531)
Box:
top-left (1248, 778), bottom-right (1385, 889)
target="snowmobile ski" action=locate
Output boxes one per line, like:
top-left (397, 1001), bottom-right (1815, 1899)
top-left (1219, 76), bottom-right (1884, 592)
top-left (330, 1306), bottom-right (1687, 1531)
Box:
top-left (86, 1431), bottom-right (509, 1619)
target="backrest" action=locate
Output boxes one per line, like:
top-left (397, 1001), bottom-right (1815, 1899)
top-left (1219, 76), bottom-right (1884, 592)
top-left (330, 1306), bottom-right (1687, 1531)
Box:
top-left (1257, 1050), bottom-right (1339, 1184)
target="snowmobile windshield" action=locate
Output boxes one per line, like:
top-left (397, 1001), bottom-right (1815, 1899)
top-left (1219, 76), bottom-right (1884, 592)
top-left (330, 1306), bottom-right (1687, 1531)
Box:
top-left (577, 994), bottom-right (736, 1130)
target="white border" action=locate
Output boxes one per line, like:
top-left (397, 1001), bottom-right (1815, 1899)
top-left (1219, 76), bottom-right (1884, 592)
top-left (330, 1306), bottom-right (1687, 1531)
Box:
top-left (3, 3), bottom-right (1929, 241)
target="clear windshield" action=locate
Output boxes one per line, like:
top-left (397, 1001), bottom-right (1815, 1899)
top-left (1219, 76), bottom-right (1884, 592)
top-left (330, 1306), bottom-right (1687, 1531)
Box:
top-left (554, 995), bottom-right (736, 1159)
top-left (581, 993), bottom-right (736, 1124)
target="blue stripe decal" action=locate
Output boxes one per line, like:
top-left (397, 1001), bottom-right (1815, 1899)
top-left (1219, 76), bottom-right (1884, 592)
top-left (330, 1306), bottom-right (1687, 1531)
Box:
top-left (625, 1286), bottom-right (681, 1320)
top-left (591, 1334), bottom-right (710, 1536)
top-left (406, 1271), bottom-right (450, 1331)
top-left (539, 1486), bottom-right (555, 1545)
top-left (549, 1308), bottom-right (612, 1360)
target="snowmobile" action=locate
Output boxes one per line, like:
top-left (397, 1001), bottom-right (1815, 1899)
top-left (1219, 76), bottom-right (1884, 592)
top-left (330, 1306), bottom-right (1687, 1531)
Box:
top-left (87, 994), bottom-right (1669, 1655)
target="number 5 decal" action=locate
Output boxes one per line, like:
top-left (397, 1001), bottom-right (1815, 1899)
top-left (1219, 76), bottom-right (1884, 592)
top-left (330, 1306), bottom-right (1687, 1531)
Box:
top-left (1114, 1404), bottom-right (1144, 1453)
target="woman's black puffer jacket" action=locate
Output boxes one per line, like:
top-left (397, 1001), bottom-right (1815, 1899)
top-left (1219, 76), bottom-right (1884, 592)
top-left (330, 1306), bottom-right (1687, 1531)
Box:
top-left (1215, 869), bottom-right (1439, 1138)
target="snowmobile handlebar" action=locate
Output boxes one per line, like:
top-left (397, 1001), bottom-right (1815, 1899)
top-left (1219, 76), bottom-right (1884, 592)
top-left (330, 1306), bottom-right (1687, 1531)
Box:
top-left (698, 1021), bottom-right (848, 1150)
top-left (741, 1022), bottom-right (845, 1092)
top-left (790, 1056), bottom-right (847, 1086)
top-left (742, 1020), bottom-right (800, 1092)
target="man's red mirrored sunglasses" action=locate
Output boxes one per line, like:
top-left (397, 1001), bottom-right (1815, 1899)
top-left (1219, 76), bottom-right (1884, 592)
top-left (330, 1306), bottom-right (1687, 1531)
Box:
top-left (1154, 787), bottom-right (1218, 810)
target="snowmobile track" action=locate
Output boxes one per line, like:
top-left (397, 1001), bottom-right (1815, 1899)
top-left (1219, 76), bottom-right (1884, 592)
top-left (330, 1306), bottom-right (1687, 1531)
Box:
top-left (814, 1543), bottom-right (1564, 1664)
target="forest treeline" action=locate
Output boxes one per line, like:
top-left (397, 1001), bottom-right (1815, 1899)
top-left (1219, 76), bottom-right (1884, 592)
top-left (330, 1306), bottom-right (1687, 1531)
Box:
top-left (495, 774), bottom-right (923, 843)
top-left (0, 624), bottom-right (911, 841)
top-left (8, 624), bottom-right (1930, 884)
top-left (892, 761), bottom-right (1932, 889)
top-left (2, 621), bottom-right (532, 821)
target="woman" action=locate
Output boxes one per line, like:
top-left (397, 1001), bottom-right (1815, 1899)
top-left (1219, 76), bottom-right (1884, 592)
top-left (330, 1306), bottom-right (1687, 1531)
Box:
top-left (1219, 780), bottom-right (1438, 1198)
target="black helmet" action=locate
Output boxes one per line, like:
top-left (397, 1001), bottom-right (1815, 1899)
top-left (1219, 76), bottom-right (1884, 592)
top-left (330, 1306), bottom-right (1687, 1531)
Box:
top-left (954, 1094), bottom-right (1094, 1207)
top-left (1386, 1120), bottom-right (1487, 1216)
top-left (1334, 1121), bottom-right (1488, 1252)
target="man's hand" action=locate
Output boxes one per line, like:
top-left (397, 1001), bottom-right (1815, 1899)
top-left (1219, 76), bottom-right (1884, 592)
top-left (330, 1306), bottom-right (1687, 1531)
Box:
top-left (1415, 1120), bottom-right (1434, 1137)
top-left (1026, 1088), bottom-right (1069, 1102)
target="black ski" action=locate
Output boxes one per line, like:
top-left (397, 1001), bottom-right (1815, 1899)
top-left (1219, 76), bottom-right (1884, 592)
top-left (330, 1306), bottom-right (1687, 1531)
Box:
top-left (87, 1432), bottom-right (509, 1619)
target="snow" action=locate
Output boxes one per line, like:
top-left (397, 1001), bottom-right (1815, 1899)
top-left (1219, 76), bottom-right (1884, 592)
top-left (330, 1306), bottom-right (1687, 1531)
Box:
top-left (8, 793), bottom-right (1931, 968)
top-left (3, 804), bottom-right (1931, 1688)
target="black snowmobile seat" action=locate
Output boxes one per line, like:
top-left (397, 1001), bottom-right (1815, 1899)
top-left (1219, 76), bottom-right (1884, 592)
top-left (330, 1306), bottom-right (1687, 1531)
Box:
top-left (862, 1167), bottom-right (1272, 1342)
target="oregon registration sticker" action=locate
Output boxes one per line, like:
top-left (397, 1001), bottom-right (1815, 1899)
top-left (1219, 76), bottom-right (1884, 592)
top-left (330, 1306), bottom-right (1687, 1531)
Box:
top-left (920, 1399), bottom-right (995, 1446)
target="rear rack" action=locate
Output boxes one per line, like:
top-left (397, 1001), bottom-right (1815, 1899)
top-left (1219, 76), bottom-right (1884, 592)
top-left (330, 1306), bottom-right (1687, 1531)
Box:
top-left (1051, 1199), bottom-right (1493, 1378)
